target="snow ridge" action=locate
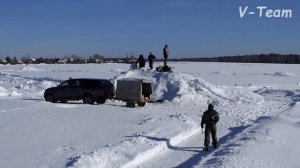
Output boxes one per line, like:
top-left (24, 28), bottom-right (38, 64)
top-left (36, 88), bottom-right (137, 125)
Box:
top-left (115, 69), bottom-right (263, 103)
top-left (68, 69), bottom-right (266, 168)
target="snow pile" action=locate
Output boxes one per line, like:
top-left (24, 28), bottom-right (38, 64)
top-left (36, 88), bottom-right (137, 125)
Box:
top-left (18, 66), bottom-right (43, 72)
top-left (0, 86), bottom-right (10, 96)
top-left (69, 69), bottom-right (267, 168)
top-left (114, 69), bottom-right (264, 103)
top-left (1, 63), bottom-right (299, 168)
top-left (211, 71), bottom-right (236, 76)
top-left (263, 71), bottom-right (295, 77)
top-left (0, 86), bottom-right (22, 97)
top-left (273, 71), bottom-right (295, 77)
top-left (0, 71), bottom-right (59, 98)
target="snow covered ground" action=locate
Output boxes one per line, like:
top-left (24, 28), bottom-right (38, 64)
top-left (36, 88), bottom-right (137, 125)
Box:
top-left (0, 62), bottom-right (299, 168)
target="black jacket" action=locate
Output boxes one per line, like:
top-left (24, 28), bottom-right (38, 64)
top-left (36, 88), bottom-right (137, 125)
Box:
top-left (148, 54), bottom-right (156, 62)
top-left (136, 57), bottom-right (145, 68)
top-left (201, 109), bottom-right (219, 128)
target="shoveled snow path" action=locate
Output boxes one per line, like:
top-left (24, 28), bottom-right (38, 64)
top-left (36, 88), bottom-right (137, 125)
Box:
top-left (141, 89), bottom-right (294, 168)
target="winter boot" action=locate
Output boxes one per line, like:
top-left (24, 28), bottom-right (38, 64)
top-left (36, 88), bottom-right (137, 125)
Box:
top-left (213, 143), bottom-right (218, 149)
top-left (204, 146), bottom-right (208, 151)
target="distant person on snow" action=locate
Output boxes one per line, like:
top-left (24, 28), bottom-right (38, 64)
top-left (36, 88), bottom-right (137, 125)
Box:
top-left (201, 103), bottom-right (220, 151)
top-left (163, 44), bottom-right (169, 67)
top-left (148, 52), bottom-right (156, 69)
top-left (136, 54), bottom-right (145, 68)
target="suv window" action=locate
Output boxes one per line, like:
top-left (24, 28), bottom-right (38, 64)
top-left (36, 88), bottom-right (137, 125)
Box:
top-left (101, 80), bottom-right (112, 87)
top-left (80, 80), bottom-right (99, 88)
top-left (59, 80), bottom-right (81, 87)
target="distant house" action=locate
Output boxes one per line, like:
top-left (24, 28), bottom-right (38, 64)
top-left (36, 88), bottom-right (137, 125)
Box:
top-left (94, 58), bottom-right (104, 63)
top-left (57, 59), bottom-right (67, 64)
top-left (105, 59), bottom-right (114, 63)
top-left (123, 55), bottom-right (136, 63)
top-left (85, 57), bottom-right (99, 64)
top-left (24, 58), bottom-right (36, 64)
top-left (0, 58), bottom-right (7, 64)
top-left (17, 58), bottom-right (23, 64)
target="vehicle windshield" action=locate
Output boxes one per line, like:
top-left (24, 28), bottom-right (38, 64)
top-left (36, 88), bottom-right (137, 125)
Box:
top-left (59, 81), bottom-right (69, 87)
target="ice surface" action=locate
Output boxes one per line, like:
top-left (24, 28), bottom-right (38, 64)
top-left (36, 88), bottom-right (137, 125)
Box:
top-left (0, 63), bottom-right (299, 168)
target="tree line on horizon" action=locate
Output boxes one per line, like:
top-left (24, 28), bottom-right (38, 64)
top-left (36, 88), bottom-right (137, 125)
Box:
top-left (170, 53), bottom-right (300, 64)
top-left (1, 53), bottom-right (300, 64)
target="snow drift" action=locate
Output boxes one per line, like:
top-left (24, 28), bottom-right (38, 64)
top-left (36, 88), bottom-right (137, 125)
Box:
top-left (114, 69), bottom-right (264, 104)
top-left (1, 63), bottom-right (299, 168)
top-left (69, 68), bottom-right (266, 168)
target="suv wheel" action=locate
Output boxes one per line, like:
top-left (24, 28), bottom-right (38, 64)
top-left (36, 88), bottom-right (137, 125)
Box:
top-left (126, 101), bottom-right (135, 108)
top-left (45, 94), bottom-right (55, 103)
top-left (83, 94), bottom-right (94, 104)
top-left (137, 102), bottom-right (146, 106)
top-left (97, 98), bottom-right (106, 104)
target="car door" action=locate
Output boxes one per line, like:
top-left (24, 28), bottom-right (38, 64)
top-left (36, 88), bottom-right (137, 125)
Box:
top-left (70, 80), bottom-right (84, 99)
top-left (56, 80), bottom-right (71, 100)
top-left (61, 80), bottom-right (83, 100)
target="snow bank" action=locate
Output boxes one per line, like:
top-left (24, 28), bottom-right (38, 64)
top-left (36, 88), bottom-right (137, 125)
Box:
top-left (211, 71), bottom-right (236, 76)
top-left (18, 66), bottom-right (43, 72)
top-left (0, 86), bottom-right (22, 97)
top-left (263, 71), bottom-right (295, 77)
top-left (68, 69), bottom-right (267, 168)
top-left (0, 86), bottom-right (9, 96)
top-left (114, 69), bottom-right (264, 103)
top-left (69, 113), bottom-right (199, 168)
top-left (199, 90), bottom-right (300, 168)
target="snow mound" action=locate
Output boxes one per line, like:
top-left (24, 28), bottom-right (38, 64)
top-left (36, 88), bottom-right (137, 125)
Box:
top-left (263, 71), bottom-right (295, 77)
top-left (18, 66), bottom-right (43, 72)
top-left (211, 71), bottom-right (236, 76)
top-left (9, 90), bottom-right (22, 97)
top-left (273, 71), bottom-right (295, 77)
top-left (114, 69), bottom-right (263, 103)
top-left (0, 87), bottom-right (22, 97)
top-left (0, 86), bottom-right (10, 96)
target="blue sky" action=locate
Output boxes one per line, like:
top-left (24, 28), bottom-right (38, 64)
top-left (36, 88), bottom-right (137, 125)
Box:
top-left (0, 0), bottom-right (299, 58)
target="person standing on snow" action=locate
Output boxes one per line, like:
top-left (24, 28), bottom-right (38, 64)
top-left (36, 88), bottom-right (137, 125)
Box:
top-left (201, 103), bottom-right (220, 151)
top-left (163, 44), bottom-right (169, 67)
top-left (148, 52), bottom-right (156, 69)
top-left (136, 54), bottom-right (145, 68)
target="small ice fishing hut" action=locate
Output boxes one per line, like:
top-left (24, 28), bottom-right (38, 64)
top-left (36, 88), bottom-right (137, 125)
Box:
top-left (116, 78), bottom-right (153, 107)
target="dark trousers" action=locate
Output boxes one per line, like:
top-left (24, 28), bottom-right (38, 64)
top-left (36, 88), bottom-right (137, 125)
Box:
top-left (149, 61), bottom-right (153, 69)
top-left (204, 124), bottom-right (217, 147)
top-left (163, 56), bottom-right (168, 67)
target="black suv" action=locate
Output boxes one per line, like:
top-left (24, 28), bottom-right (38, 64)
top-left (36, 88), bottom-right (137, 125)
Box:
top-left (44, 78), bottom-right (115, 104)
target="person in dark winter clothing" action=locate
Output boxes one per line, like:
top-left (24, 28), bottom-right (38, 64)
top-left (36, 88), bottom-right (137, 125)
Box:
top-left (201, 103), bottom-right (220, 151)
top-left (136, 54), bottom-right (145, 68)
top-left (163, 45), bottom-right (169, 67)
top-left (148, 52), bottom-right (156, 69)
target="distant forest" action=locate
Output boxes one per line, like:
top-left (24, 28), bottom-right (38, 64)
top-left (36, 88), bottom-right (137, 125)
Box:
top-left (1, 53), bottom-right (300, 64)
top-left (170, 53), bottom-right (300, 64)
